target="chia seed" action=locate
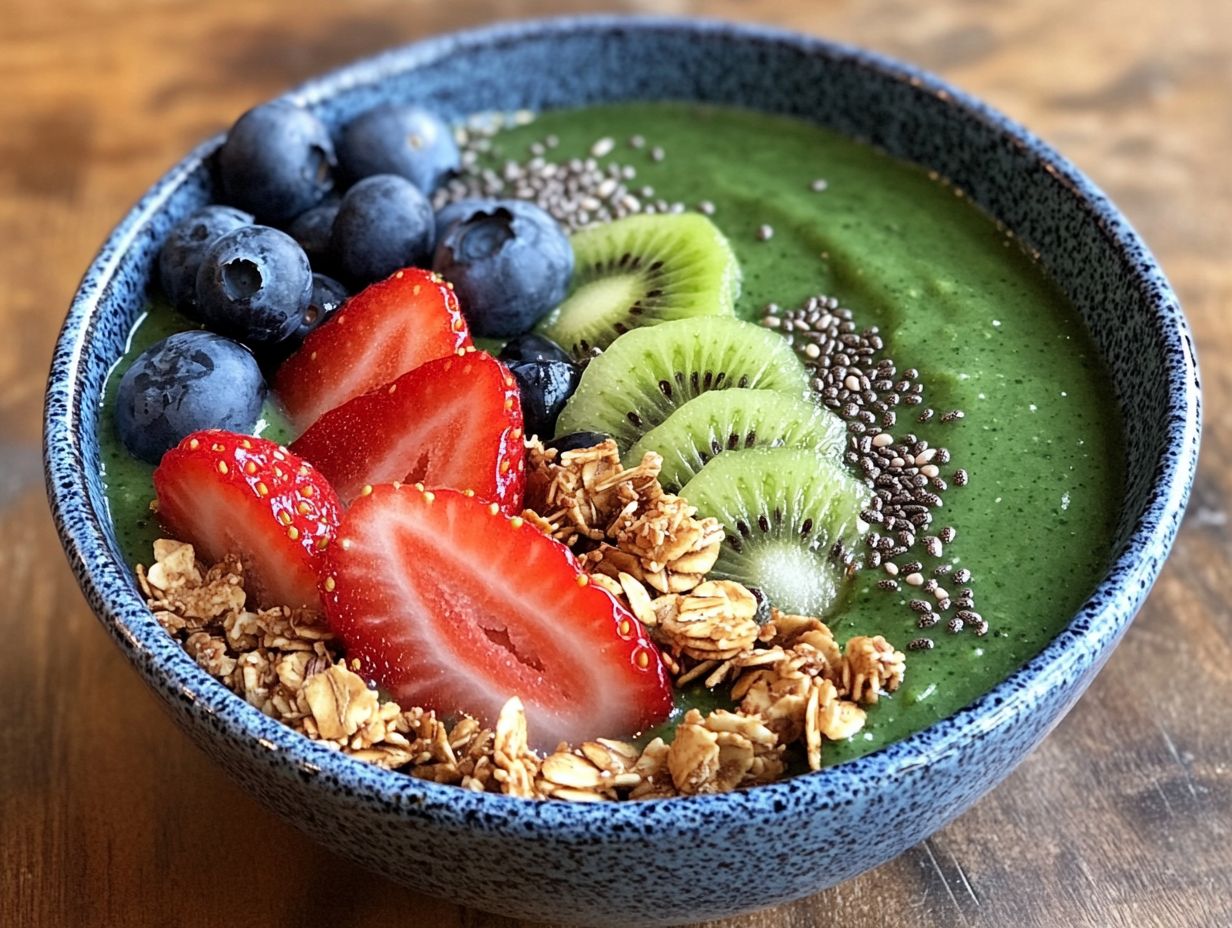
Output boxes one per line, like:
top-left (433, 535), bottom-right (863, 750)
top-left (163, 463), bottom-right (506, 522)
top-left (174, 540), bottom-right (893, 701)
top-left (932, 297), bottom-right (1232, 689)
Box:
top-left (757, 224), bottom-right (775, 241)
top-left (908, 637), bottom-right (935, 651)
top-left (755, 288), bottom-right (985, 640)
top-left (436, 121), bottom-right (685, 230)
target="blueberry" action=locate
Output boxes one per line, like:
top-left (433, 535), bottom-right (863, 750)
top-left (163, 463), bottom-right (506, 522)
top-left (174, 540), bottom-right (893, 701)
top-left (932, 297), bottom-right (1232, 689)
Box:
top-left (157, 206), bottom-right (253, 311)
top-left (508, 360), bottom-right (581, 440)
top-left (434, 197), bottom-right (499, 248)
top-left (217, 101), bottom-right (336, 224)
top-left (546, 431), bottom-right (610, 453)
top-left (116, 331), bottom-right (266, 464)
top-left (291, 273), bottom-right (349, 344)
top-left (339, 105), bottom-right (459, 194)
top-left (261, 273), bottom-right (349, 370)
top-left (286, 200), bottom-right (340, 271)
top-left (498, 333), bottom-right (573, 364)
top-left (330, 174), bottom-right (434, 286)
top-left (747, 587), bottom-right (774, 625)
top-left (433, 201), bottom-right (573, 338)
top-left (195, 225), bottom-right (313, 347)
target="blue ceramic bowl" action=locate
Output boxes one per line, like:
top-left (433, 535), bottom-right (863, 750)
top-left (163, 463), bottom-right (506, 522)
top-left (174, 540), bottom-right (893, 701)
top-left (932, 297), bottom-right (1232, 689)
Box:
top-left (45, 16), bottom-right (1200, 926)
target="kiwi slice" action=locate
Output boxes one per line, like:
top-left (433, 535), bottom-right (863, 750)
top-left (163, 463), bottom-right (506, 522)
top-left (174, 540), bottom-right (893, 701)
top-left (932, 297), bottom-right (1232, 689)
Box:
top-left (555, 317), bottom-right (810, 450)
top-left (625, 389), bottom-right (847, 491)
top-left (536, 213), bottom-right (740, 355)
top-left (679, 447), bottom-right (869, 617)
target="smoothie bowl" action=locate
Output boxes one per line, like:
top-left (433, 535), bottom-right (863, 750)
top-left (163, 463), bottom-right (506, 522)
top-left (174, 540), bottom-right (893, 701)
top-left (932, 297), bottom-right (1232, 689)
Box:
top-left (45, 15), bottom-right (1199, 927)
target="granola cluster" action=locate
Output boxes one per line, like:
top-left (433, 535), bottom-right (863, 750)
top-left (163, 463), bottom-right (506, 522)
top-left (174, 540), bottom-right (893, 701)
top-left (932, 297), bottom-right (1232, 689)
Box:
top-left (522, 439), bottom-right (723, 594)
top-left (142, 540), bottom-right (442, 771)
top-left (728, 613), bottom-right (898, 771)
top-left (141, 439), bottom-right (905, 801)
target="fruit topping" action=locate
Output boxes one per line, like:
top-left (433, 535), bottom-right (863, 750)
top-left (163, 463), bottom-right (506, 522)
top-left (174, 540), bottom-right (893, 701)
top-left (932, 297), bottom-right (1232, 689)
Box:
top-left (296, 273), bottom-right (349, 343)
top-left (507, 359), bottom-right (581, 440)
top-left (321, 484), bottom-right (673, 747)
top-left (275, 267), bottom-right (472, 432)
top-left (157, 205), bottom-right (253, 313)
top-left (216, 101), bottom-right (336, 224)
top-left (433, 200), bottom-right (573, 338)
top-left (338, 105), bottom-right (460, 194)
top-left (556, 316), bottom-right (810, 450)
top-left (330, 174), bottom-right (434, 287)
top-left (286, 199), bottom-right (340, 273)
top-left (153, 431), bottom-right (342, 610)
top-left (115, 331), bottom-right (266, 464)
top-left (679, 447), bottom-right (869, 616)
top-left (261, 273), bottom-right (350, 369)
top-left (546, 431), bottom-right (612, 453)
top-left (433, 196), bottom-right (499, 247)
top-left (194, 225), bottom-right (314, 347)
top-left (625, 388), bottom-right (847, 491)
top-left (497, 331), bottom-right (574, 364)
top-left (535, 213), bottom-right (740, 356)
top-left (291, 350), bottom-right (525, 509)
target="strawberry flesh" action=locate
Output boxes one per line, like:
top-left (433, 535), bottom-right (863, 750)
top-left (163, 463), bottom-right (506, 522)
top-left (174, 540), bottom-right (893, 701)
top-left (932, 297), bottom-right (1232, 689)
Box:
top-left (275, 267), bottom-right (471, 432)
top-left (153, 430), bottom-right (342, 610)
top-left (322, 485), bottom-right (673, 747)
top-left (291, 349), bottom-right (525, 511)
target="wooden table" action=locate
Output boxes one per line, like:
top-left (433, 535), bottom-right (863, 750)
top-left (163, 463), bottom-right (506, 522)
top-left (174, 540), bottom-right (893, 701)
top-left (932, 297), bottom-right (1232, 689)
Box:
top-left (3, 1), bottom-right (1228, 925)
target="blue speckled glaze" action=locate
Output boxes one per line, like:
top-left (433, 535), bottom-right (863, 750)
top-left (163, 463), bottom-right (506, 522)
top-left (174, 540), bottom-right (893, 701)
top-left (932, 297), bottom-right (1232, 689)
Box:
top-left (44, 17), bottom-right (1201, 927)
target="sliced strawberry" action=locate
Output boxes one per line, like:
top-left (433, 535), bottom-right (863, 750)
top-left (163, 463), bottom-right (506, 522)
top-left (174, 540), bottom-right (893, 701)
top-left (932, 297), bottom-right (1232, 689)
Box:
top-left (322, 485), bottom-right (673, 747)
top-left (291, 349), bottom-right (525, 510)
top-left (153, 430), bottom-right (342, 610)
top-left (275, 267), bottom-right (472, 432)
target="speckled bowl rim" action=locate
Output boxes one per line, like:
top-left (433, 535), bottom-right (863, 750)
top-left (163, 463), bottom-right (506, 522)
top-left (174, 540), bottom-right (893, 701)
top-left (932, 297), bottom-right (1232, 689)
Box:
top-left (46, 15), bottom-right (1200, 839)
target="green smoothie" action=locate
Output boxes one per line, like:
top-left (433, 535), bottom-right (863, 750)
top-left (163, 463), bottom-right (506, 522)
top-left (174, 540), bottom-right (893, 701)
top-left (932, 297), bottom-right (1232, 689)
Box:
top-left (97, 102), bottom-right (1122, 765)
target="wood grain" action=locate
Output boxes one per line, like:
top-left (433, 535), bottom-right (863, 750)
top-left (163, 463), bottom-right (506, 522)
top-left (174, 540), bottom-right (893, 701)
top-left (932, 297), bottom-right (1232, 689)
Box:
top-left (3, 1), bottom-right (1228, 926)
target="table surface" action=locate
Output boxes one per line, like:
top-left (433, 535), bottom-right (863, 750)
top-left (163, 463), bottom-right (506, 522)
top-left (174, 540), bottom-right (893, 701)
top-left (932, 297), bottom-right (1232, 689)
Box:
top-left (3, 1), bottom-right (1229, 926)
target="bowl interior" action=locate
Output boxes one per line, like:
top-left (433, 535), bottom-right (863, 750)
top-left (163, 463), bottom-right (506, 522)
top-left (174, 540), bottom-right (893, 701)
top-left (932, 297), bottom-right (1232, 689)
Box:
top-left (46, 11), bottom-right (1200, 869)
